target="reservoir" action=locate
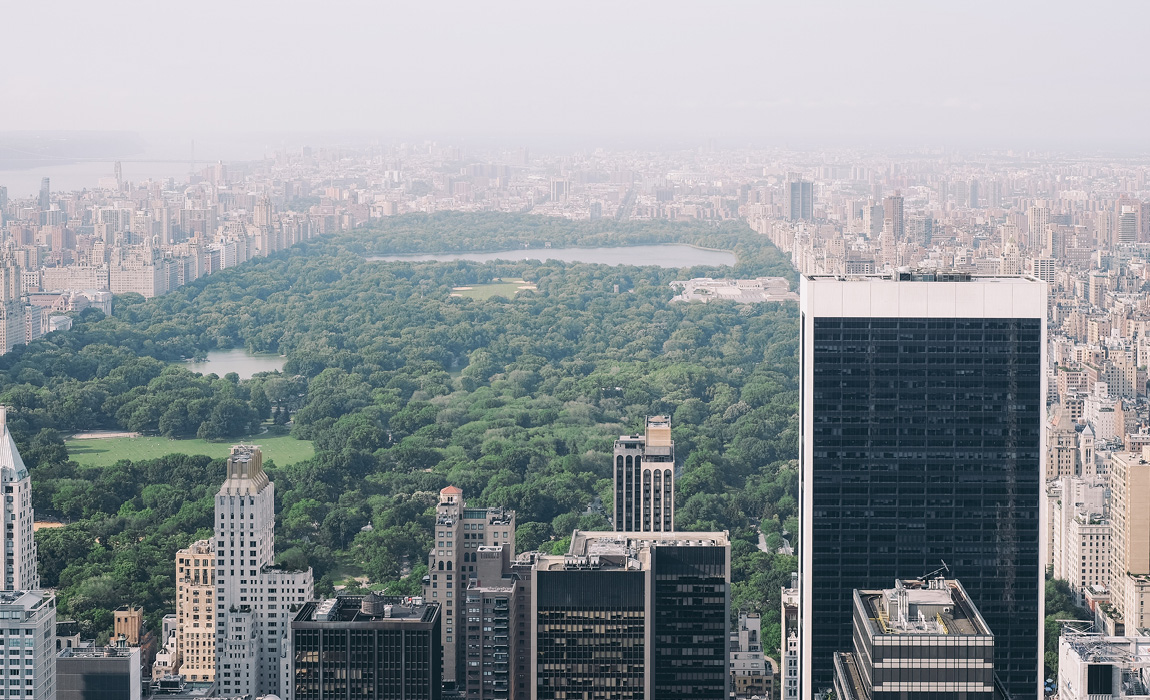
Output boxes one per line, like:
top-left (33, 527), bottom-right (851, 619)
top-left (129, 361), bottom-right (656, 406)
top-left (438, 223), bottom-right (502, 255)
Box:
top-left (187, 349), bottom-right (286, 380)
top-left (368, 244), bottom-right (736, 267)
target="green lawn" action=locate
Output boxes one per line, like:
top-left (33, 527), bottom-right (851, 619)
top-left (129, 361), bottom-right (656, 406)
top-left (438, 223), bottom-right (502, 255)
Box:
top-left (451, 279), bottom-right (536, 300)
top-left (65, 433), bottom-right (315, 467)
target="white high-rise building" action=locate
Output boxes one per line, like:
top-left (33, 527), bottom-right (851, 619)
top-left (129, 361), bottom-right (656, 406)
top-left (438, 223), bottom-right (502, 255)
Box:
top-left (214, 445), bottom-right (312, 698)
top-left (0, 407), bottom-right (38, 591)
top-left (0, 590), bottom-right (55, 700)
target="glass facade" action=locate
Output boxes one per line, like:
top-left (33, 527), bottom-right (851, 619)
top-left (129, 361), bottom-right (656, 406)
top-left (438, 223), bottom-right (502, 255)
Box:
top-left (291, 623), bottom-right (440, 700)
top-left (806, 317), bottom-right (1041, 698)
top-left (535, 570), bottom-right (646, 700)
top-left (652, 546), bottom-right (728, 699)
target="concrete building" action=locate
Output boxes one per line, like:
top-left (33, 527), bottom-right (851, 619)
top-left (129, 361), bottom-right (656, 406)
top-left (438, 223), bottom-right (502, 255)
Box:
top-left (1058, 628), bottom-right (1150, 700)
top-left (799, 273), bottom-right (1046, 698)
top-left (832, 579), bottom-right (995, 700)
top-left (781, 581), bottom-right (799, 700)
top-left (0, 591), bottom-right (57, 700)
top-left (1049, 476), bottom-right (1111, 604)
top-left (57, 643), bottom-right (141, 700)
top-left (1109, 448), bottom-right (1150, 630)
top-left (462, 545), bottom-right (522, 700)
top-left (214, 445), bottom-right (313, 698)
top-left (1049, 406), bottom-right (1081, 479)
top-left (613, 415), bottom-right (675, 532)
top-left (730, 612), bottom-right (772, 698)
top-left (422, 487), bottom-right (515, 688)
top-left (290, 594), bottom-right (441, 700)
top-left (531, 530), bottom-right (730, 700)
top-left (175, 539), bottom-right (214, 681)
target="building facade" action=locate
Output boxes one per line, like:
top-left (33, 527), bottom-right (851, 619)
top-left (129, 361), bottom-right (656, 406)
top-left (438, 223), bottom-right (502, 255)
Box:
top-left (613, 415), bottom-right (675, 533)
top-left (214, 445), bottom-right (313, 698)
top-left (799, 273), bottom-right (1046, 698)
top-left (0, 591), bottom-right (56, 700)
top-left (422, 487), bottom-right (515, 688)
top-left (531, 530), bottom-right (730, 699)
top-left (290, 595), bottom-right (441, 700)
top-left (0, 406), bottom-right (38, 591)
top-left (176, 539), bottom-right (215, 681)
top-left (833, 579), bottom-right (995, 700)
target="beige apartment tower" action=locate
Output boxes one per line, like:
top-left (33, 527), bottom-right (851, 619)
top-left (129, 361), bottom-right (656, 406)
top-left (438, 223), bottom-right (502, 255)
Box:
top-left (613, 416), bottom-right (675, 532)
top-left (1109, 448), bottom-right (1150, 629)
top-left (176, 539), bottom-right (215, 682)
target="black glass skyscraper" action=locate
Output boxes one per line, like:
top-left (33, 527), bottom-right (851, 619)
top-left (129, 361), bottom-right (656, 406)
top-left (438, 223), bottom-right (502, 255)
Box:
top-left (798, 273), bottom-right (1046, 700)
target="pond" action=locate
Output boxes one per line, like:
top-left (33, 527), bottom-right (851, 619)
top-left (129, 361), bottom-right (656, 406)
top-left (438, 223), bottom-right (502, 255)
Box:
top-left (187, 349), bottom-right (286, 380)
top-left (368, 244), bottom-right (736, 267)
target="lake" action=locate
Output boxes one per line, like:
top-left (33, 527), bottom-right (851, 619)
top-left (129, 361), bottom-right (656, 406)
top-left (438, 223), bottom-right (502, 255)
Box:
top-left (368, 244), bottom-right (736, 267)
top-left (187, 349), bottom-right (286, 379)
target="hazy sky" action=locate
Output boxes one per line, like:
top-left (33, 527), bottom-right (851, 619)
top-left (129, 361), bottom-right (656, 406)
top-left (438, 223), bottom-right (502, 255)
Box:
top-left (2, 0), bottom-right (1148, 149)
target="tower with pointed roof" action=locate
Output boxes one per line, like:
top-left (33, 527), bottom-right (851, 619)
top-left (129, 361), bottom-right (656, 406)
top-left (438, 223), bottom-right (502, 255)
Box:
top-left (0, 407), bottom-right (37, 591)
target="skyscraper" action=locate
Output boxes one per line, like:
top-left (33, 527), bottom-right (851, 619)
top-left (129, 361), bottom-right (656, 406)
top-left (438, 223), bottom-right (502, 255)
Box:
top-left (422, 487), bottom-right (516, 688)
top-left (1027, 206), bottom-right (1049, 251)
top-left (531, 530), bottom-right (730, 699)
top-left (214, 445), bottom-right (313, 698)
top-left (883, 191), bottom-right (904, 242)
top-left (37, 178), bottom-right (49, 210)
top-left (0, 406), bottom-right (38, 591)
top-left (799, 272), bottom-right (1046, 699)
top-left (0, 591), bottom-right (55, 700)
top-left (613, 415), bottom-right (675, 532)
top-left (783, 174), bottom-right (814, 221)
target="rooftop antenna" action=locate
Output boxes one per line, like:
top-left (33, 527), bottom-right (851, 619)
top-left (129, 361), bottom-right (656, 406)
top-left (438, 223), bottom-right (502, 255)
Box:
top-left (917, 560), bottom-right (951, 581)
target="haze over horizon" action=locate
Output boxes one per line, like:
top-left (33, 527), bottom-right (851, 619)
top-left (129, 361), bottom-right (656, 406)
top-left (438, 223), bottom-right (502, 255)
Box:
top-left (3, 0), bottom-right (1148, 150)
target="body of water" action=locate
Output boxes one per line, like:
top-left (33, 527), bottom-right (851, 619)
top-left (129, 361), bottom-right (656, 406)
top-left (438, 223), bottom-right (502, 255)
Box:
top-left (187, 349), bottom-right (286, 379)
top-left (368, 244), bottom-right (736, 267)
top-left (0, 161), bottom-right (194, 197)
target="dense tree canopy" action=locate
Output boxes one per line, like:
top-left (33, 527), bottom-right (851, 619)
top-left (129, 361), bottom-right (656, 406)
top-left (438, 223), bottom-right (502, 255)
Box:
top-left (18, 212), bottom-right (800, 649)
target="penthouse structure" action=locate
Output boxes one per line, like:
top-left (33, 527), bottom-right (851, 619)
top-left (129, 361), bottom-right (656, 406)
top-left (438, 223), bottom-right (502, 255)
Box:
top-left (833, 578), bottom-right (996, 700)
top-left (613, 416), bottom-right (675, 533)
top-left (531, 530), bottom-right (730, 699)
top-left (290, 594), bottom-right (441, 700)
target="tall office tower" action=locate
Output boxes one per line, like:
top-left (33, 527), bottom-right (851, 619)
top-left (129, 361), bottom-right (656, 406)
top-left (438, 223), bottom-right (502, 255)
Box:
top-left (422, 487), bottom-right (516, 687)
top-left (1048, 407), bottom-right (1080, 480)
top-left (1027, 206), bottom-right (1049, 250)
top-left (937, 180), bottom-right (948, 207)
top-left (1119, 205), bottom-right (1139, 245)
top-left (176, 539), bottom-right (215, 682)
top-left (1107, 448), bottom-right (1150, 630)
top-left (783, 174), bottom-right (814, 221)
top-left (882, 191), bottom-right (904, 242)
top-left (864, 203), bottom-right (884, 239)
top-left (0, 186), bottom-right (7, 211)
top-left (214, 445), bottom-right (313, 698)
top-left (832, 579), bottom-right (995, 700)
top-left (799, 272), bottom-right (1046, 699)
top-left (0, 407), bottom-right (38, 591)
top-left (37, 178), bottom-right (49, 210)
top-left (0, 591), bottom-right (55, 700)
top-left (968, 178), bottom-right (981, 208)
top-left (613, 415), bottom-right (675, 532)
top-left (532, 530), bottom-right (730, 700)
top-left (290, 595), bottom-right (441, 700)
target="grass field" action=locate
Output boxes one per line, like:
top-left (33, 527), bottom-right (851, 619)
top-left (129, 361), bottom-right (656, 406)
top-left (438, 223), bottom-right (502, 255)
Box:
top-left (451, 278), bottom-right (536, 300)
top-left (65, 433), bottom-right (315, 467)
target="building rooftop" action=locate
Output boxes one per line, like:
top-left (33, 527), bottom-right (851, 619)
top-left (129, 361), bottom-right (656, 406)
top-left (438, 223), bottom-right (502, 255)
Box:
top-left (858, 578), bottom-right (991, 637)
top-left (293, 595), bottom-right (438, 626)
top-left (536, 530), bottom-right (729, 572)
